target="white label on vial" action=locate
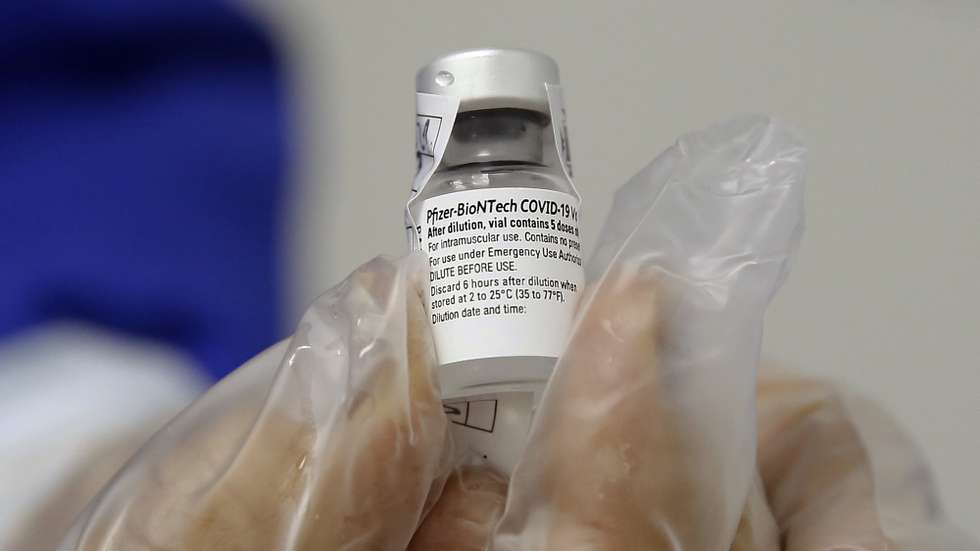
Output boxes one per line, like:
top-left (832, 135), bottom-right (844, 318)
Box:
top-left (546, 84), bottom-right (574, 180)
top-left (407, 93), bottom-right (459, 249)
top-left (444, 397), bottom-right (499, 432)
top-left (444, 392), bottom-right (536, 474)
top-left (420, 188), bottom-right (584, 364)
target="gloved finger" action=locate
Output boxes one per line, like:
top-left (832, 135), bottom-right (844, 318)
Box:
top-left (494, 272), bottom-right (779, 549)
top-left (408, 466), bottom-right (509, 551)
top-left (757, 374), bottom-right (887, 550)
top-left (731, 471), bottom-right (781, 551)
top-left (493, 271), bottom-right (695, 550)
top-left (492, 116), bottom-right (806, 549)
top-left (63, 256), bottom-right (452, 551)
top-left (757, 371), bottom-right (978, 551)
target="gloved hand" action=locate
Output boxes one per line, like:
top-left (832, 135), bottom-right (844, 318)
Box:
top-left (59, 117), bottom-right (976, 551)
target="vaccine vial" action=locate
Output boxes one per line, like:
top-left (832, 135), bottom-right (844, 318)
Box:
top-left (408, 49), bottom-right (583, 400)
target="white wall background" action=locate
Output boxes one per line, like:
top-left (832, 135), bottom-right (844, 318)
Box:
top-left (257, 0), bottom-right (979, 536)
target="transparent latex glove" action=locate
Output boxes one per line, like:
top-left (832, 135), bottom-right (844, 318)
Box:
top-left (488, 115), bottom-right (808, 550)
top-left (62, 257), bottom-right (453, 551)
top-left (414, 117), bottom-right (975, 551)
top-left (60, 117), bottom-right (977, 551)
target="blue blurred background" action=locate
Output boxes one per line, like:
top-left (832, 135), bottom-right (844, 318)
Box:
top-left (0, 3), bottom-right (289, 545)
top-left (1, 1), bottom-right (288, 381)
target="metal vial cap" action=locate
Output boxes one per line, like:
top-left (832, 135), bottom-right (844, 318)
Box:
top-left (416, 48), bottom-right (560, 115)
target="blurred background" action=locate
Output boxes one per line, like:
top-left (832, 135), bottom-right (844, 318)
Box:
top-left (1, 0), bottom-right (977, 547)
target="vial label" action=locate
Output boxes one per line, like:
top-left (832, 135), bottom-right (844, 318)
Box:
top-left (444, 397), bottom-right (499, 432)
top-left (420, 188), bottom-right (584, 364)
top-left (444, 392), bottom-right (536, 474)
top-left (407, 93), bottom-right (459, 249)
top-left (546, 84), bottom-right (574, 179)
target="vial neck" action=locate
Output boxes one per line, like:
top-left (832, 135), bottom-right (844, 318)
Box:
top-left (441, 109), bottom-right (546, 168)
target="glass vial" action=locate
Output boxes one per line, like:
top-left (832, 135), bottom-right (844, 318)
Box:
top-left (408, 49), bottom-right (583, 399)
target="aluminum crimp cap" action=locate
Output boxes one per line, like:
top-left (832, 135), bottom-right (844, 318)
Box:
top-left (416, 48), bottom-right (560, 115)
